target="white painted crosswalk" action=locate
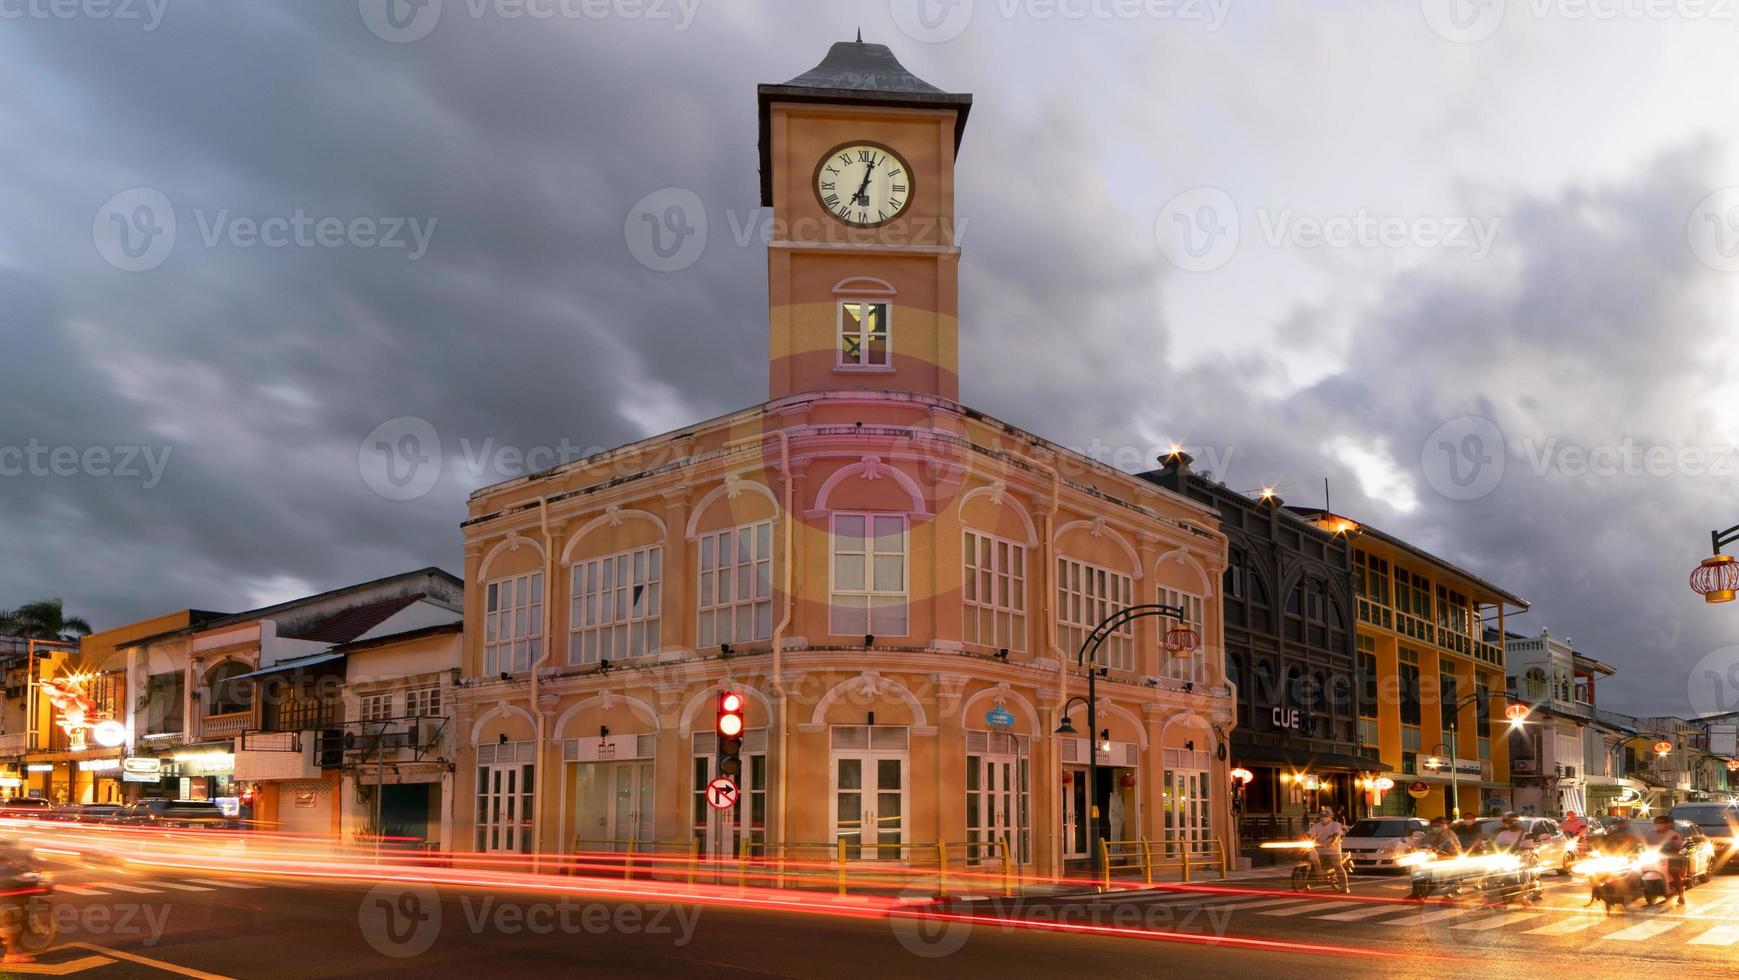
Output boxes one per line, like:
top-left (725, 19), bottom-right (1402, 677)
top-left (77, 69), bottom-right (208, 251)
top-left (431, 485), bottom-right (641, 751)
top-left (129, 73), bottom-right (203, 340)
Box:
top-left (1603, 918), bottom-right (1684, 942)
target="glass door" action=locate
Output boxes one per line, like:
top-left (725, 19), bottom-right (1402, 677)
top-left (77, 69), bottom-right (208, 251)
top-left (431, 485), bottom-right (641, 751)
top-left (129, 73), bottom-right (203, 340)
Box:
top-left (967, 739), bottom-right (1028, 865)
top-left (832, 752), bottom-right (908, 860)
top-left (1062, 768), bottom-right (1088, 860)
top-left (476, 762), bottom-right (534, 853)
top-left (606, 761), bottom-right (654, 848)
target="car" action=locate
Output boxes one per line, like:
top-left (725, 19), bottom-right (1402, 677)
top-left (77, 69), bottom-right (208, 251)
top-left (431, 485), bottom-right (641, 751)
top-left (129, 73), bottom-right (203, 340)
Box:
top-left (1669, 803), bottom-right (1739, 872)
top-left (121, 799), bottom-right (237, 829)
top-left (1338, 817), bottom-right (1430, 871)
top-left (0, 797), bottom-right (54, 819)
top-left (54, 803), bottom-right (129, 825)
top-left (1462, 817), bottom-right (1579, 875)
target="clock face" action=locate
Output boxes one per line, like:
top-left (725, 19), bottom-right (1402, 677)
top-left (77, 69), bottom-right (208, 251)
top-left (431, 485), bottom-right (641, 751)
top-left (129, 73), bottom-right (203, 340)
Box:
top-left (814, 142), bottom-right (912, 227)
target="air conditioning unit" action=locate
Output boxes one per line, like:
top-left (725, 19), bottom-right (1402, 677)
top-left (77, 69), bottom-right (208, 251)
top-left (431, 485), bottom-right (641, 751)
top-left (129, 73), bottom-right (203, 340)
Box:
top-left (1558, 765), bottom-right (1575, 779)
top-left (1512, 758), bottom-right (1536, 774)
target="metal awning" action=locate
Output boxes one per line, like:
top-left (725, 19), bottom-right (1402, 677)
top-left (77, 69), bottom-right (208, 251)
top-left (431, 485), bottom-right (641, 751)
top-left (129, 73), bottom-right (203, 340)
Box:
top-left (1231, 743), bottom-right (1391, 773)
top-left (229, 651), bottom-right (346, 681)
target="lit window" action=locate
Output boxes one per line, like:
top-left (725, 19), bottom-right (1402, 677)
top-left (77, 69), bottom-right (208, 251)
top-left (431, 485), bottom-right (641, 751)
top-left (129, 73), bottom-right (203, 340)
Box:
top-left (831, 513), bottom-right (908, 636)
top-left (570, 545), bottom-right (662, 665)
top-left (838, 301), bottom-right (890, 368)
top-left (1056, 557), bottom-right (1134, 672)
top-left (964, 530), bottom-right (1026, 651)
top-left (697, 521), bottom-right (774, 647)
top-left (484, 571), bottom-right (542, 676)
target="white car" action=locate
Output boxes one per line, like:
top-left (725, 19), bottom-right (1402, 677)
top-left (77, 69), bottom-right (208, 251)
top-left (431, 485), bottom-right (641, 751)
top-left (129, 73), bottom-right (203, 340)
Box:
top-left (1340, 817), bottom-right (1431, 871)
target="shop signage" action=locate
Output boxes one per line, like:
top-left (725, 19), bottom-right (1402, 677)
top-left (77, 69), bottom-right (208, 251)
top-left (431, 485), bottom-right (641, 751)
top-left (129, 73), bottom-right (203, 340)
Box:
top-left (78, 759), bottom-right (120, 772)
top-left (122, 757), bottom-right (162, 783)
top-left (1407, 781), bottom-right (1430, 799)
top-left (985, 707), bottom-right (1016, 729)
top-left (293, 790), bottom-right (318, 809)
top-left (1271, 706), bottom-right (1302, 730)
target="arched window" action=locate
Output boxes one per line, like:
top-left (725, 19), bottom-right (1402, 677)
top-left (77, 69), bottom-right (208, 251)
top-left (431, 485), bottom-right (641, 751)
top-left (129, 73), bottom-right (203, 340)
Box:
top-left (204, 661), bottom-right (253, 715)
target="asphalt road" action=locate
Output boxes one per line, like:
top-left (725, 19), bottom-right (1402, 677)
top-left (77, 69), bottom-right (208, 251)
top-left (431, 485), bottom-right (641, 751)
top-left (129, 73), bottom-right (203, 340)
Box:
top-left (5, 850), bottom-right (1736, 978)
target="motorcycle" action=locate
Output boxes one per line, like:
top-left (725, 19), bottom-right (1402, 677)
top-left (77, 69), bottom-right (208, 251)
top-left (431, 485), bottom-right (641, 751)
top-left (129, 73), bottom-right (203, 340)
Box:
top-left (1262, 841), bottom-right (1352, 894)
top-left (1639, 846), bottom-right (1687, 907)
top-left (1479, 850), bottom-right (1543, 906)
top-left (3, 870), bottom-right (57, 953)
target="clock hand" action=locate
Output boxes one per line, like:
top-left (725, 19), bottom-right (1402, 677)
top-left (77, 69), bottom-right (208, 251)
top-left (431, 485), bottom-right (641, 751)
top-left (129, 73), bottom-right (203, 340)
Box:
top-left (852, 159), bottom-right (877, 206)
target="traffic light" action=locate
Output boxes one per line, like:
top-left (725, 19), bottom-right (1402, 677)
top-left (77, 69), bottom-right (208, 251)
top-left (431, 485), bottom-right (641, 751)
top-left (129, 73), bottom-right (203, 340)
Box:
top-left (716, 690), bottom-right (744, 781)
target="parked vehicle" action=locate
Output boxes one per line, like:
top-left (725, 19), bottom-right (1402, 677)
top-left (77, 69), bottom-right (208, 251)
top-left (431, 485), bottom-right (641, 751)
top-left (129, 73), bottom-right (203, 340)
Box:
top-left (51, 804), bottom-right (129, 825)
top-left (1339, 818), bottom-right (1430, 872)
top-left (121, 799), bottom-right (237, 829)
top-left (0, 798), bottom-right (53, 820)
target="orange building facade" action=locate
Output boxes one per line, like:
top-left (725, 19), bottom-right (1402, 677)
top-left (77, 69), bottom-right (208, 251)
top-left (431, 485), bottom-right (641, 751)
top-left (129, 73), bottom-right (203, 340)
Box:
top-left (451, 40), bottom-right (1233, 877)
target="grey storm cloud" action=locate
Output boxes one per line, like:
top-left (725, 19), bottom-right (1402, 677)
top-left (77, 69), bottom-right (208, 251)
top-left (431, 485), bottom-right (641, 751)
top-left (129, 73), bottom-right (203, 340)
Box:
top-left (2, 2), bottom-right (1736, 718)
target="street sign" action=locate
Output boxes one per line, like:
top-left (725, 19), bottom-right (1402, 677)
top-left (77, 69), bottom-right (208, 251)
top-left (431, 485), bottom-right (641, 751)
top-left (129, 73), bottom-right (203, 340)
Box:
top-left (1407, 781), bottom-right (1429, 799)
top-left (706, 776), bottom-right (739, 810)
top-left (985, 706), bottom-right (1015, 728)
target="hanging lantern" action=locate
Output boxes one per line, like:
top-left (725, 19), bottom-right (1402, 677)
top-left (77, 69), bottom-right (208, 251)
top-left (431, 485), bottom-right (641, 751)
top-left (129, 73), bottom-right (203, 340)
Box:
top-left (1060, 770), bottom-right (1072, 785)
top-left (1690, 554), bottom-right (1739, 603)
top-left (1163, 625), bottom-right (1201, 657)
top-left (1229, 767), bottom-right (1253, 786)
top-left (1505, 703), bottom-right (1530, 723)
top-left (1654, 740), bottom-right (1674, 756)
top-left (1374, 777), bottom-right (1395, 792)
top-left (1726, 759), bottom-right (1739, 772)
top-left (1119, 772), bottom-right (1137, 789)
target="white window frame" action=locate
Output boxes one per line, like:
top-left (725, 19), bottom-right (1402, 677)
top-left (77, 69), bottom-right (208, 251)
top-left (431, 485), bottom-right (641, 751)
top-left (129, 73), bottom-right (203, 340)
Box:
top-left (1157, 587), bottom-right (1206, 682)
top-left (359, 692), bottom-right (393, 723)
top-left (830, 512), bottom-right (909, 637)
top-left (405, 686), bottom-right (441, 718)
top-left (836, 300), bottom-right (892, 370)
top-left (1056, 557), bottom-right (1134, 672)
top-left (829, 725), bottom-right (911, 861)
top-left (484, 571), bottom-right (543, 676)
top-left (696, 520), bottom-right (774, 648)
top-left (963, 529), bottom-right (1027, 652)
top-left (569, 544), bottom-right (663, 665)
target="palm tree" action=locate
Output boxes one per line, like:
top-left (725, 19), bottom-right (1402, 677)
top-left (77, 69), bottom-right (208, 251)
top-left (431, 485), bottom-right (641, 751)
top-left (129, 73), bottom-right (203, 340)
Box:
top-left (0, 598), bottom-right (92, 639)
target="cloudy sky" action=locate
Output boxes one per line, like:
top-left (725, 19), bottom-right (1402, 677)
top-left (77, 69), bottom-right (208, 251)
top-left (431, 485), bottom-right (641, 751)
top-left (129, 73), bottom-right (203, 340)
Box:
top-left (4, 0), bottom-right (1739, 718)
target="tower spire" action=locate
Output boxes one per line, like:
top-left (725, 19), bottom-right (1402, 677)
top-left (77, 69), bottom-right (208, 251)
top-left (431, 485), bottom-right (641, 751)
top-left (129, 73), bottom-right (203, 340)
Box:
top-left (856, 27), bottom-right (862, 42)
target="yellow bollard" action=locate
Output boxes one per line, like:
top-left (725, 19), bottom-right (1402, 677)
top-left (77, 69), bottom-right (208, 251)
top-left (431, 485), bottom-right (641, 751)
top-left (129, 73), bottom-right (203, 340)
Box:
top-left (737, 838), bottom-right (750, 890)
top-left (837, 838), bottom-right (848, 897)
top-left (688, 836), bottom-right (700, 887)
top-left (1218, 837), bottom-right (1229, 880)
top-left (999, 837), bottom-right (1012, 897)
top-left (937, 842), bottom-right (948, 899)
top-left (1140, 838), bottom-right (1153, 885)
top-left (1098, 838), bottom-right (1111, 891)
top-left (624, 838), bottom-right (636, 882)
top-left (1181, 840), bottom-right (1191, 884)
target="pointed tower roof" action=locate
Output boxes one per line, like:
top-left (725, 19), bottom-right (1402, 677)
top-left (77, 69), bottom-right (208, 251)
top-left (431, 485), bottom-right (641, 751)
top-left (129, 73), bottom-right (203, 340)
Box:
top-left (757, 36), bottom-right (972, 205)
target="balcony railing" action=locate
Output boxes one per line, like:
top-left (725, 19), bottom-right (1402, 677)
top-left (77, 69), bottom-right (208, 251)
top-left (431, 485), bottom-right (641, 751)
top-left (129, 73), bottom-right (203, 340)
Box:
top-left (0, 732), bottom-right (28, 755)
top-left (315, 716), bottom-right (449, 768)
top-left (199, 711), bottom-right (250, 740)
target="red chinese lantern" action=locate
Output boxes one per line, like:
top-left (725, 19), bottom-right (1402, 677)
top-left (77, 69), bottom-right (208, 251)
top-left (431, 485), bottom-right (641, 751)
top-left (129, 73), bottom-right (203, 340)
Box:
top-left (1163, 626), bottom-right (1201, 656)
top-left (1690, 554), bottom-right (1739, 603)
top-left (1119, 772), bottom-right (1137, 789)
top-left (1726, 759), bottom-right (1739, 772)
top-left (1653, 741), bottom-right (1674, 756)
top-left (1505, 703), bottom-right (1529, 723)
top-left (1060, 771), bottom-right (1072, 785)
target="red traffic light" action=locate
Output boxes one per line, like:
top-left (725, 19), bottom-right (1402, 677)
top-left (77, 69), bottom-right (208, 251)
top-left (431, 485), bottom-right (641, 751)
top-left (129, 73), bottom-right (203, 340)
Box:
top-left (717, 690), bottom-right (745, 738)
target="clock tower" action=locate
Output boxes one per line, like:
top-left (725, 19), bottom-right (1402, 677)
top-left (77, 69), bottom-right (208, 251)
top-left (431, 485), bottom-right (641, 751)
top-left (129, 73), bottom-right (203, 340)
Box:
top-left (757, 38), bottom-right (972, 402)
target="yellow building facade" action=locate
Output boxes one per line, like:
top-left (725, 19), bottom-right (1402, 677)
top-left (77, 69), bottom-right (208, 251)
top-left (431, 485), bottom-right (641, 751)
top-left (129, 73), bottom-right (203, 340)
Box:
top-left (1298, 512), bottom-right (1527, 820)
top-left (451, 40), bottom-right (1234, 877)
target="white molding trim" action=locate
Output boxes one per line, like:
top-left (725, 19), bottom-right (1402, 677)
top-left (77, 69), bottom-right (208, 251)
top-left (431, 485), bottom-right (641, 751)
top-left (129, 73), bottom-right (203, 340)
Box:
top-left (469, 701), bottom-right (539, 747)
top-left (684, 479), bottom-right (781, 539)
top-left (1154, 547), bottom-right (1215, 598)
top-left (1056, 519), bottom-right (1144, 579)
top-left (831, 275), bottom-right (897, 297)
top-left (808, 671), bottom-right (930, 729)
top-left (560, 509), bottom-right (668, 564)
top-left (959, 686), bottom-right (1041, 734)
top-left (813, 459), bottom-right (927, 515)
top-left (551, 693), bottom-right (662, 740)
top-left (958, 484), bottom-right (1040, 547)
top-left (1099, 700), bottom-right (1151, 749)
top-left (477, 534), bottom-right (546, 582)
top-left (676, 682), bottom-right (776, 737)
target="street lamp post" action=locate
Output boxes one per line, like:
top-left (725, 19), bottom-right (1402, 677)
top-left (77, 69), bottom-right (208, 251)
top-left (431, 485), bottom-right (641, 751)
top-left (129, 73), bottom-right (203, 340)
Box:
top-left (1432, 694), bottom-right (1530, 820)
top-left (1054, 603), bottom-right (1195, 878)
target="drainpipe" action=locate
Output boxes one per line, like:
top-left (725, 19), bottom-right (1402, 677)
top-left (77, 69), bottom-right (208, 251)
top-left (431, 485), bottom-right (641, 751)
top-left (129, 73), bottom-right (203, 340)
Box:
top-left (531, 497), bottom-right (557, 866)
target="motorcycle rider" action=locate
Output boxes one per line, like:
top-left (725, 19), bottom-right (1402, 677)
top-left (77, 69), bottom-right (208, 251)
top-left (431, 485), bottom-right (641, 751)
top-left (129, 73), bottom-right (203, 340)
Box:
top-left (1639, 814), bottom-right (1688, 908)
top-left (1304, 807), bottom-right (1346, 881)
top-left (1560, 810), bottom-right (1588, 838)
top-left (0, 837), bottom-right (41, 964)
top-left (1419, 816), bottom-right (1463, 858)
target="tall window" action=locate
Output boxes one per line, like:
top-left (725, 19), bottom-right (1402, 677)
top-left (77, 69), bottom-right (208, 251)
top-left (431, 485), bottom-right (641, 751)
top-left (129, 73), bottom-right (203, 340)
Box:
top-left (963, 530), bottom-right (1027, 651)
top-left (1157, 587), bottom-right (1205, 681)
top-left (405, 686), bottom-right (441, 717)
top-left (1399, 654), bottom-right (1422, 751)
top-left (1057, 557), bottom-right (1134, 672)
top-left (1440, 670), bottom-right (1460, 734)
top-left (697, 521), bottom-right (773, 647)
top-left (570, 545), bottom-right (663, 665)
top-left (837, 301), bottom-right (890, 368)
top-left (360, 692), bottom-right (393, 723)
top-left (485, 571), bottom-right (542, 675)
top-left (831, 514), bottom-right (908, 635)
